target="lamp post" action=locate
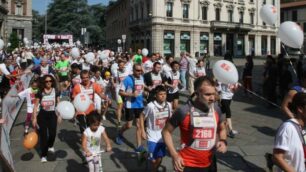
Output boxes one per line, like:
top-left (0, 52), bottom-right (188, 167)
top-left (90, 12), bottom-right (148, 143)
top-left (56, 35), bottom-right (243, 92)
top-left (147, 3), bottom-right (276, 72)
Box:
top-left (117, 39), bottom-right (122, 53)
top-left (122, 34), bottom-right (126, 52)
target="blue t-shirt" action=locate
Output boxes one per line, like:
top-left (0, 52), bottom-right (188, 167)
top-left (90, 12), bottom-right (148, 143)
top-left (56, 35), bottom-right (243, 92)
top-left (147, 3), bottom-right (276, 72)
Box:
top-left (120, 75), bottom-right (144, 109)
top-left (33, 57), bottom-right (41, 67)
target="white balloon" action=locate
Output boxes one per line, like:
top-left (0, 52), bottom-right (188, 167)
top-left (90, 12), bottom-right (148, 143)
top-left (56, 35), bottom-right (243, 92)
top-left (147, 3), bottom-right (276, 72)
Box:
top-left (0, 39), bottom-right (4, 50)
top-left (260, 4), bottom-right (277, 25)
top-left (7, 43), bottom-right (11, 47)
top-left (101, 50), bottom-right (110, 57)
top-left (73, 93), bottom-right (91, 112)
top-left (142, 48), bottom-right (149, 56)
top-left (212, 60), bottom-right (238, 84)
top-left (56, 101), bottom-right (75, 120)
top-left (71, 47), bottom-right (80, 58)
top-left (278, 21), bottom-right (304, 49)
top-left (99, 53), bottom-right (108, 60)
top-left (85, 52), bottom-right (95, 63)
top-left (23, 37), bottom-right (28, 44)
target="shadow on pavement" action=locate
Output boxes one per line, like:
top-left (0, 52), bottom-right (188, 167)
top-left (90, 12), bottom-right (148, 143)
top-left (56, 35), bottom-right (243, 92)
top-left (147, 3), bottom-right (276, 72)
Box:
top-left (20, 152), bottom-right (34, 161)
top-left (252, 125), bottom-right (277, 137)
top-left (58, 129), bottom-right (83, 159)
top-left (109, 147), bottom-right (149, 172)
top-left (66, 159), bottom-right (88, 172)
top-left (217, 150), bottom-right (265, 172)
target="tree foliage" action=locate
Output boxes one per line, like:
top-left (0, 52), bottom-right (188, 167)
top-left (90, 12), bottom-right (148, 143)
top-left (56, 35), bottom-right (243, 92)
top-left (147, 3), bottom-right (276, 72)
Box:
top-left (34, 0), bottom-right (106, 46)
top-left (8, 32), bottom-right (19, 52)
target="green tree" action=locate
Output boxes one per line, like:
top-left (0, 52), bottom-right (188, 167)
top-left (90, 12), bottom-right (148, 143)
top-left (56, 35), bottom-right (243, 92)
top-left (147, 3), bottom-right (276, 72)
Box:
top-left (44, 0), bottom-right (107, 45)
top-left (32, 10), bottom-right (44, 43)
top-left (8, 32), bottom-right (19, 52)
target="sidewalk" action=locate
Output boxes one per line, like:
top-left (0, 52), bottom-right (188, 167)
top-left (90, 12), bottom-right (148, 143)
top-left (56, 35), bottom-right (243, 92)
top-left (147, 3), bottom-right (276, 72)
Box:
top-left (11, 58), bottom-right (283, 172)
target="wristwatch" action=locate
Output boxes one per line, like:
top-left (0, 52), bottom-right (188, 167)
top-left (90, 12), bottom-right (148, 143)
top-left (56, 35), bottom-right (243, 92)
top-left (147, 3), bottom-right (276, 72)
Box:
top-left (219, 139), bottom-right (228, 146)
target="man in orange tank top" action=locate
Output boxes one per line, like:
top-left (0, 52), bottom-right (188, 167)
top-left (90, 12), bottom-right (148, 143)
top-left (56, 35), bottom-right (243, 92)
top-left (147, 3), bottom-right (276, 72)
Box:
top-left (162, 76), bottom-right (227, 172)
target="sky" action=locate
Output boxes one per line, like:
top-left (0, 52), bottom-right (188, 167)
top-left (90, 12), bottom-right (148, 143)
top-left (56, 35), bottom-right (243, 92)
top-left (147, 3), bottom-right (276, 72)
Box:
top-left (32, 0), bottom-right (110, 14)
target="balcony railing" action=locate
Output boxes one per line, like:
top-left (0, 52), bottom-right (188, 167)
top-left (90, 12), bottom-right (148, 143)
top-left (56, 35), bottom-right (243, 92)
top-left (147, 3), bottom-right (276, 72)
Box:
top-left (211, 21), bottom-right (253, 31)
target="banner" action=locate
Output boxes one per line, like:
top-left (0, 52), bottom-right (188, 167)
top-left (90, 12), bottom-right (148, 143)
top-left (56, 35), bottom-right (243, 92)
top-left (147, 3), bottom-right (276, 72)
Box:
top-left (0, 72), bottom-right (33, 172)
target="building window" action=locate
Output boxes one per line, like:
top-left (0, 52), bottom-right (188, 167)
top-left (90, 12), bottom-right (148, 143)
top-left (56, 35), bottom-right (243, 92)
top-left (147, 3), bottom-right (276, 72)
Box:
top-left (130, 8), bottom-right (133, 21)
top-left (183, 4), bottom-right (189, 19)
top-left (164, 31), bottom-right (175, 56)
top-left (15, 1), bottom-right (23, 16)
top-left (250, 0), bottom-right (254, 3)
top-left (215, 8), bottom-right (220, 21)
top-left (292, 10), bottom-right (298, 21)
top-left (166, 2), bottom-right (173, 17)
top-left (239, 12), bottom-right (244, 23)
top-left (228, 10), bottom-right (233, 22)
top-left (147, 2), bottom-right (150, 17)
top-left (141, 3), bottom-right (144, 19)
top-left (263, 0), bottom-right (266, 4)
top-left (200, 33), bottom-right (209, 56)
top-left (180, 32), bottom-right (191, 53)
top-left (250, 13), bottom-right (254, 24)
top-left (135, 6), bottom-right (139, 20)
top-left (304, 23), bottom-right (306, 33)
top-left (281, 11), bottom-right (284, 22)
top-left (272, 0), bottom-right (275, 5)
top-left (202, 6), bottom-right (207, 20)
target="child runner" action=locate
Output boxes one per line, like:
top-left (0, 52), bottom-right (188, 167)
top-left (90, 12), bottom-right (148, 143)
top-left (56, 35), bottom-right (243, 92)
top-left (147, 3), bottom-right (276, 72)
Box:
top-left (12, 79), bottom-right (39, 134)
top-left (82, 111), bottom-right (112, 172)
top-left (140, 85), bottom-right (172, 172)
top-left (100, 71), bottom-right (113, 121)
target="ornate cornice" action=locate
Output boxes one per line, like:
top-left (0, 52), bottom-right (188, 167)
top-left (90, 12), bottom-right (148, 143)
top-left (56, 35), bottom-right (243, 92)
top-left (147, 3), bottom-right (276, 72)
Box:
top-left (248, 8), bottom-right (256, 13)
top-left (213, 2), bottom-right (222, 9)
top-left (226, 4), bottom-right (234, 11)
top-left (199, 0), bottom-right (210, 7)
top-left (237, 6), bottom-right (245, 12)
top-left (181, 0), bottom-right (191, 3)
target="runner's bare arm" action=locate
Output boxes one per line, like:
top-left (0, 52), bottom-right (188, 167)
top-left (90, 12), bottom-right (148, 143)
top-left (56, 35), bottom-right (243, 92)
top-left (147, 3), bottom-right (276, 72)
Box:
top-left (81, 134), bottom-right (92, 157)
top-left (281, 90), bottom-right (296, 119)
top-left (273, 149), bottom-right (295, 172)
top-left (101, 132), bottom-right (112, 152)
top-left (216, 121), bottom-right (227, 153)
top-left (32, 98), bottom-right (40, 128)
top-left (162, 122), bottom-right (184, 171)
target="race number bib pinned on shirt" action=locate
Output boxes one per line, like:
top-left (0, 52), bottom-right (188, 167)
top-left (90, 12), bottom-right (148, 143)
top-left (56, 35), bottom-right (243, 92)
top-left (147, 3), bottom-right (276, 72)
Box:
top-left (151, 73), bottom-right (162, 88)
top-left (154, 110), bottom-right (169, 130)
top-left (134, 79), bottom-right (144, 95)
top-left (41, 89), bottom-right (56, 111)
top-left (189, 107), bottom-right (217, 150)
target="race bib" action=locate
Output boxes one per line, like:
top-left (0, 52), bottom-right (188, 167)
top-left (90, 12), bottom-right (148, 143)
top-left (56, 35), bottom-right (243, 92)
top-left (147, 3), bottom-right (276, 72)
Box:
top-left (135, 79), bottom-right (143, 94)
top-left (192, 128), bottom-right (215, 139)
top-left (154, 110), bottom-right (168, 130)
top-left (173, 79), bottom-right (179, 87)
top-left (41, 96), bottom-right (55, 111)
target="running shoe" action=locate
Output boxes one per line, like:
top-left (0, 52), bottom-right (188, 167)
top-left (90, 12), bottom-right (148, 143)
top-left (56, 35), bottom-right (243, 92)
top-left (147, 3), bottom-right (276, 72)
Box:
top-left (41, 157), bottom-right (47, 163)
top-left (135, 145), bottom-right (146, 153)
top-left (115, 134), bottom-right (123, 145)
top-left (48, 147), bottom-right (55, 153)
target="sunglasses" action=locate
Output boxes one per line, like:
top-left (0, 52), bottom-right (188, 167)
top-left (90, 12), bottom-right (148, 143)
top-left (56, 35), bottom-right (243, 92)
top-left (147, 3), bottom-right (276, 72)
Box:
top-left (45, 80), bottom-right (52, 83)
top-left (135, 69), bottom-right (142, 72)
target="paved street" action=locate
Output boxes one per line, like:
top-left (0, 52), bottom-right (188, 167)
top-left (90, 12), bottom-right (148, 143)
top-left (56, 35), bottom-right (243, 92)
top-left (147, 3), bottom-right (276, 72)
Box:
top-left (10, 57), bottom-right (286, 172)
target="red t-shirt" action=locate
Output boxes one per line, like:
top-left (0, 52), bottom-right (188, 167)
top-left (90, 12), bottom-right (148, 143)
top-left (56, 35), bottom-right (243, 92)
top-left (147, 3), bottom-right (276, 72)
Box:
top-left (142, 56), bottom-right (149, 63)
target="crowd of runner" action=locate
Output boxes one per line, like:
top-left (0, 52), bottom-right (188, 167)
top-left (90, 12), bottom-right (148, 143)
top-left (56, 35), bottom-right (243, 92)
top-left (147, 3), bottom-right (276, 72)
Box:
top-left (0, 45), bottom-right (305, 172)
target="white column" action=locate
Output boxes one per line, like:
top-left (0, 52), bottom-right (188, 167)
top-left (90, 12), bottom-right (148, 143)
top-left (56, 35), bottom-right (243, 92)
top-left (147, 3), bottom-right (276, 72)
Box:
top-left (222, 33), bottom-right (226, 55)
top-left (276, 37), bottom-right (281, 55)
top-left (192, 30), bottom-right (200, 57)
top-left (244, 34), bottom-right (249, 56)
top-left (255, 34), bottom-right (262, 56)
top-left (267, 35), bottom-right (271, 55)
top-left (209, 32), bottom-right (214, 56)
top-left (175, 30), bottom-right (181, 58)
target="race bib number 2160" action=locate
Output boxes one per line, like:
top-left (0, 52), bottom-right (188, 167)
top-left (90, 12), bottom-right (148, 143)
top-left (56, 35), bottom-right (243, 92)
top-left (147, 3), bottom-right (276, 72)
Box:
top-left (192, 128), bottom-right (214, 139)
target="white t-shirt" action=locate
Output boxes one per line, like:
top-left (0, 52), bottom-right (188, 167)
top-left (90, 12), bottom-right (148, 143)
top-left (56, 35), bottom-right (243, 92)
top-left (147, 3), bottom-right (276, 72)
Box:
top-left (18, 88), bottom-right (36, 113)
top-left (143, 101), bottom-right (172, 143)
top-left (162, 63), bottom-right (172, 78)
top-left (143, 60), bottom-right (153, 73)
top-left (168, 71), bottom-right (180, 94)
top-left (111, 63), bottom-right (118, 77)
top-left (84, 126), bottom-right (105, 154)
top-left (125, 61), bottom-right (133, 74)
top-left (189, 67), bottom-right (206, 78)
top-left (274, 119), bottom-right (306, 172)
top-left (0, 63), bottom-right (10, 75)
top-left (219, 83), bottom-right (237, 100)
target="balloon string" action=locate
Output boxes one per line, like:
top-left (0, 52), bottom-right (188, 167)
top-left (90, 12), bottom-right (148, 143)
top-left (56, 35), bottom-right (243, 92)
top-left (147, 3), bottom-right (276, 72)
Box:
top-left (238, 83), bottom-right (281, 109)
top-left (281, 43), bottom-right (297, 76)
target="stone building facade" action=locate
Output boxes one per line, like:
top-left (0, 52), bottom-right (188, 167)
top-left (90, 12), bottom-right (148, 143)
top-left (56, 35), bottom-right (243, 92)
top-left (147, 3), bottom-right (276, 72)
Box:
top-left (106, 0), bottom-right (281, 57)
top-left (6, 0), bottom-right (32, 43)
top-left (0, 0), bottom-right (8, 41)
